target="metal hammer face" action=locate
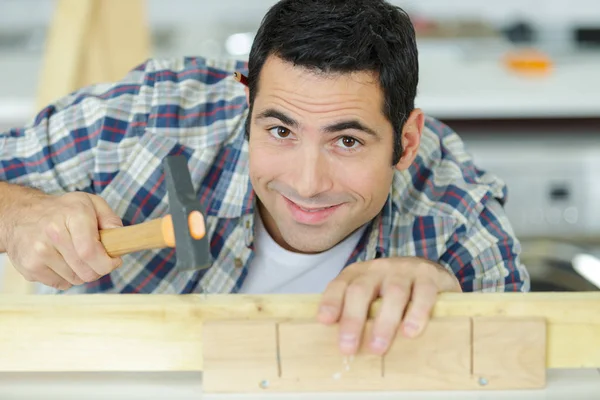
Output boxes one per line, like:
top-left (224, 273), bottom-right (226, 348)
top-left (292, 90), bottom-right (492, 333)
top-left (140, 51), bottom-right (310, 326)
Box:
top-left (163, 155), bottom-right (211, 271)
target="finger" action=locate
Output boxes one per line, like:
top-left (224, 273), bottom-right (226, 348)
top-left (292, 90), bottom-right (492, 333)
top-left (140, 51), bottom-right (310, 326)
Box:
top-left (338, 273), bottom-right (381, 355)
top-left (26, 238), bottom-right (79, 289)
top-left (369, 276), bottom-right (412, 354)
top-left (401, 278), bottom-right (439, 338)
top-left (43, 246), bottom-right (85, 286)
top-left (45, 220), bottom-right (102, 283)
top-left (317, 280), bottom-right (348, 324)
top-left (317, 267), bottom-right (362, 324)
top-left (27, 264), bottom-right (72, 291)
top-left (37, 267), bottom-right (73, 291)
top-left (67, 211), bottom-right (121, 277)
top-left (89, 195), bottom-right (123, 230)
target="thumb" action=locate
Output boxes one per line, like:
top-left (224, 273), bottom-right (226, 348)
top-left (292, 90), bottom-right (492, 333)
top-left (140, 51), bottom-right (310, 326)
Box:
top-left (88, 195), bottom-right (123, 230)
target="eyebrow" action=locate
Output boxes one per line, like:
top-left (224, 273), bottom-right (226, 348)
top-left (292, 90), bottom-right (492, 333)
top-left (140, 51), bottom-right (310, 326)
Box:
top-left (323, 120), bottom-right (379, 138)
top-left (255, 108), bottom-right (379, 138)
top-left (255, 109), bottom-right (299, 129)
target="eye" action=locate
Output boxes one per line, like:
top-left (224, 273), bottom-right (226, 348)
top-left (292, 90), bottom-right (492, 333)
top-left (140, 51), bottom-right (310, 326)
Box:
top-left (268, 126), bottom-right (292, 139)
top-left (336, 136), bottom-right (361, 150)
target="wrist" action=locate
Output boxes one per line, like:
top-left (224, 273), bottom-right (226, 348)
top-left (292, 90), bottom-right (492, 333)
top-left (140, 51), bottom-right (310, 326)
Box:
top-left (0, 183), bottom-right (48, 252)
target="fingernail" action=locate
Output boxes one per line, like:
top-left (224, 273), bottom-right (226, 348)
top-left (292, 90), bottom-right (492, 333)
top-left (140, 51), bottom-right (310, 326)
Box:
top-left (370, 336), bottom-right (388, 352)
top-left (340, 333), bottom-right (357, 350)
top-left (403, 321), bottom-right (420, 337)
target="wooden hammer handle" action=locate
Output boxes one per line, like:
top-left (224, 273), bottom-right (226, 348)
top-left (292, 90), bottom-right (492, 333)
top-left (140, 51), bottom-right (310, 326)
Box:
top-left (99, 216), bottom-right (175, 258)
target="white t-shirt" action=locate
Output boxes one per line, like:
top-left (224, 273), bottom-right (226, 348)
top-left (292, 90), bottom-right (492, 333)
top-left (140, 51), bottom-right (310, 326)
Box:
top-left (239, 213), bottom-right (367, 294)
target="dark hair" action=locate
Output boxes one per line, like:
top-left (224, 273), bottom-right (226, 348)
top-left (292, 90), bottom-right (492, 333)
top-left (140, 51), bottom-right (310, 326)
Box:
top-left (246, 0), bottom-right (419, 165)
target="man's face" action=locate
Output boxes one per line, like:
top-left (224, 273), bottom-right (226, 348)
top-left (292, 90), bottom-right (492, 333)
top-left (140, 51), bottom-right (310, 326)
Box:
top-left (247, 56), bottom-right (413, 254)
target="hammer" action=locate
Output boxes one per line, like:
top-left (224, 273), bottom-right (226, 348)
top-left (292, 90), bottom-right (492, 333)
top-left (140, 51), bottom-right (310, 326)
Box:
top-left (97, 155), bottom-right (211, 271)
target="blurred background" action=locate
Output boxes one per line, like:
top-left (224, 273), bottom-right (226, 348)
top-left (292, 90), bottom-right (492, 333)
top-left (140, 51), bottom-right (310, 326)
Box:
top-left (1, 0), bottom-right (599, 292)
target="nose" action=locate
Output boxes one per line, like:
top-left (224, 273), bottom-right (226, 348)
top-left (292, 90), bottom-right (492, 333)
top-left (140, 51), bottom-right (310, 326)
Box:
top-left (293, 145), bottom-right (333, 199)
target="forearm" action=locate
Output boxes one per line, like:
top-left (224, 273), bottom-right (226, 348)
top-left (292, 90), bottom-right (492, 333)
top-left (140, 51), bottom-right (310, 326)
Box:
top-left (0, 181), bottom-right (48, 252)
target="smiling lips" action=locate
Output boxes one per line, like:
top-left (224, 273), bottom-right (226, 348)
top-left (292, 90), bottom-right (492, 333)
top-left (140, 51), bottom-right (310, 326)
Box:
top-left (282, 195), bottom-right (342, 224)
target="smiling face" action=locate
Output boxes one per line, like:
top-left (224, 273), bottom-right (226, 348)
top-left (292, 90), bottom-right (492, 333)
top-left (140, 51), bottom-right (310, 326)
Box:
top-left (247, 55), bottom-right (422, 254)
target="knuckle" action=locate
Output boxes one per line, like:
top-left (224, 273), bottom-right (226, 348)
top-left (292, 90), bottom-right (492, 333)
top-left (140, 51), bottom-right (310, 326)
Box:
top-left (346, 281), bottom-right (370, 298)
top-left (43, 222), bottom-right (63, 244)
top-left (77, 266), bottom-right (101, 283)
top-left (417, 278), bottom-right (439, 293)
top-left (340, 315), bottom-right (364, 331)
top-left (386, 282), bottom-right (408, 294)
top-left (384, 282), bottom-right (408, 297)
top-left (68, 270), bottom-right (84, 285)
top-left (325, 278), bottom-right (347, 293)
top-left (32, 240), bottom-right (52, 258)
top-left (92, 262), bottom-right (112, 277)
top-left (373, 322), bottom-right (395, 338)
top-left (76, 242), bottom-right (98, 261)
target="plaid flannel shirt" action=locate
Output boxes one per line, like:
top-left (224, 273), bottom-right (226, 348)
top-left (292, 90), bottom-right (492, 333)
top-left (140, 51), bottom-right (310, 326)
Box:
top-left (0, 56), bottom-right (530, 294)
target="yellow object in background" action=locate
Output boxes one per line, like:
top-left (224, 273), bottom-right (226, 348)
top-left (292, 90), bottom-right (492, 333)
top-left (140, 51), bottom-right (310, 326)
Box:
top-left (504, 49), bottom-right (553, 76)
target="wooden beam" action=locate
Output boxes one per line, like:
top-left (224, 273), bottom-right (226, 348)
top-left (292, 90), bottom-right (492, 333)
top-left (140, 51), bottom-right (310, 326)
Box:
top-left (0, 292), bottom-right (598, 372)
top-left (36, 0), bottom-right (150, 108)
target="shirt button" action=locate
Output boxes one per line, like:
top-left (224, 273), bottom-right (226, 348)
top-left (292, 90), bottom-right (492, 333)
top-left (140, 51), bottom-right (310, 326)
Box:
top-left (234, 258), bottom-right (243, 268)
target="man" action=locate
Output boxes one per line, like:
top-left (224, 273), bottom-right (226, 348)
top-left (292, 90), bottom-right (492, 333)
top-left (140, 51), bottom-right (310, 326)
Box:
top-left (0, 0), bottom-right (529, 356)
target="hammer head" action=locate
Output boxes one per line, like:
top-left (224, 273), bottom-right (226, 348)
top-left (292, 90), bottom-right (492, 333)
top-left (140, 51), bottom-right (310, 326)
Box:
top-left (163, 155), bottom-right (211, 271)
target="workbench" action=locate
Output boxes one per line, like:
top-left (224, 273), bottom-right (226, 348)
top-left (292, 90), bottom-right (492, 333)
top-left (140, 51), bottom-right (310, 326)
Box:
top-left (0, 369), bottom-right (599, 400)
top-left (1, 292), bottom-right (599, 399)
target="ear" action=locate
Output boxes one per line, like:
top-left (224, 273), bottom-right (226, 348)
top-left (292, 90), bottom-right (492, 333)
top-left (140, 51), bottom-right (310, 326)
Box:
top-left (245, 86), bottom-right (250, 106)
top-left (394, 108), bottom-right (424, 171)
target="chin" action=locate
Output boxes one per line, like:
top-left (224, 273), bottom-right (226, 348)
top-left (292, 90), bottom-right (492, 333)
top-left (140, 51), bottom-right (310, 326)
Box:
top-left (279, 229), bottom-right (340, 254)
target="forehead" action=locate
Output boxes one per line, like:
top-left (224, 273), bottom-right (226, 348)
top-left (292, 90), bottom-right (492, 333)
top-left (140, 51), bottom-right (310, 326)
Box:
top-left (254, 55), bottom-right (386, 118)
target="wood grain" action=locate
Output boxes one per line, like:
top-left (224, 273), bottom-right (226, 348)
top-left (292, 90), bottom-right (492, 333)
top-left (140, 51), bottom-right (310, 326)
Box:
top-left (0, 292), bottom-right (598, 372)
top-left (472, 317), bottom-right (546, 389)
top-left (99, 218), bottom-right (169, 257)
top-left (383, 317), bottom-right (472, 390)
top-left (278, 320), bottom-right (382, 391)
top-left (203, 320), bottom-right (279, 393)
top-left (201, 316), bottom-right (547, 393)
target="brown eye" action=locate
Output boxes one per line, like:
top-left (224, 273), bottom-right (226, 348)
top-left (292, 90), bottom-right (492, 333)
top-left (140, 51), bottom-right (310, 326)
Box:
top-left (276, 127), bottom-right (290, 138)
top-left (341, 136), bottom-right (356, 147)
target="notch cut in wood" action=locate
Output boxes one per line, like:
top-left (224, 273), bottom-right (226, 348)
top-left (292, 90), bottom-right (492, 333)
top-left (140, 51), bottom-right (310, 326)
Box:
top-left (202, 316), bottom-right (546, 393)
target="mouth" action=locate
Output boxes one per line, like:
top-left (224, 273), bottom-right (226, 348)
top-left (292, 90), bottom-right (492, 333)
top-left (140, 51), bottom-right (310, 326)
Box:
top-left (281, 195), bottom-right (343, 225)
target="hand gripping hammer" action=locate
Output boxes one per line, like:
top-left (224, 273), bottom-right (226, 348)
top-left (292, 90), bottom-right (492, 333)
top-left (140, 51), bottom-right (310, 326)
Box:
top-left (98, 155), bottom-right (211, 271)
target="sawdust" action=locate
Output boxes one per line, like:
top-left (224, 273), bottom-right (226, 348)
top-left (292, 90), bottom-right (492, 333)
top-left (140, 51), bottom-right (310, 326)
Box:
top-left (331, 355), bottom-right (354, 380)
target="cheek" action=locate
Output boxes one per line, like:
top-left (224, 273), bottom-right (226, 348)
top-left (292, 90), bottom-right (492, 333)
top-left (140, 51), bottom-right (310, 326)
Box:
top-left (334, 157), bottom-right (394, 202)
top-left (248, 139), bottom-right (287, 185)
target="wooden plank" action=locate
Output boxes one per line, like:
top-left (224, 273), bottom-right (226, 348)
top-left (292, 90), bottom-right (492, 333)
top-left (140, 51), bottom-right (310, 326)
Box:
top-left (277, 320), bottom-right (382, 391)
top-left (472, 317), bottom-right (546, 389)
top-left (383, 317), bottom-right (472, 390)
top-left (201, 317), bottom-right (547, 393)
top-left (35, 0), bottom-right (95, 108)
top-left (0, 292), bottom-right (598, 372)
top-left (203, 320), bottom-right (279, 393)
top-left (81, 0), bottom-right (150, 86)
